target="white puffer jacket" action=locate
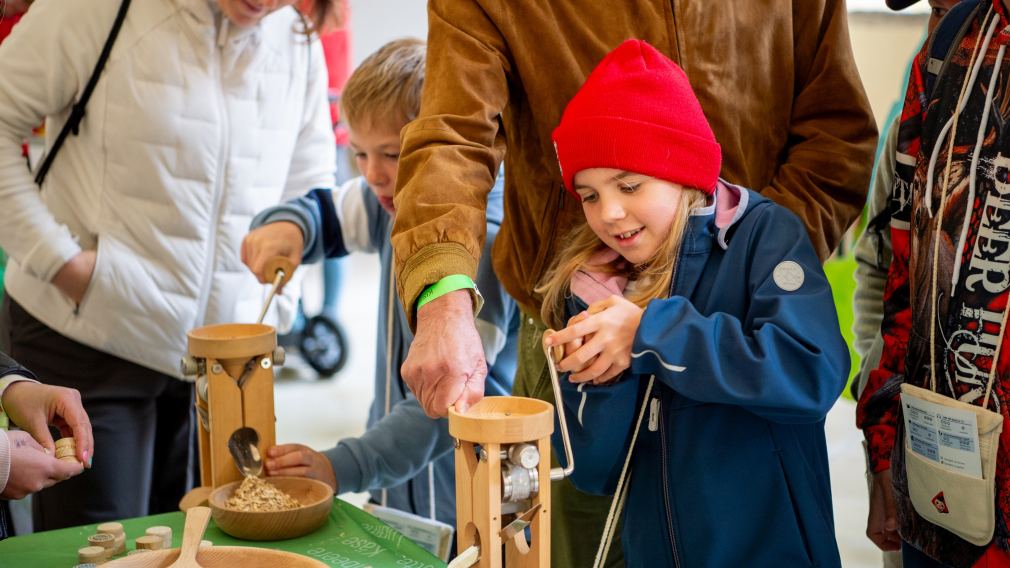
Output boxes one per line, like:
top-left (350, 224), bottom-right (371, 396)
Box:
top-left (0, 0), bottom-right (335, 378)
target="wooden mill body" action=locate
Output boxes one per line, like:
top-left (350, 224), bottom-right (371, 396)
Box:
top-left (449, 396), bottom-right (554, 568)
top-left (187, 323), bottom-right (278, 489)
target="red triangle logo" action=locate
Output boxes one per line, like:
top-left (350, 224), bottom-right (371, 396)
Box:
top-left (932, 491), bottom-right (949, 514)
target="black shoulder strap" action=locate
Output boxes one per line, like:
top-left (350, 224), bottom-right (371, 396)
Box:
top-left (34, 0), bottom-right (131, 187)
top-left (924, 0), bottom-right (982, 98)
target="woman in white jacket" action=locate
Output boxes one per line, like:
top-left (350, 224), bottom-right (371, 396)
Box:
top-left (0, 0), bottom-right (339, 529)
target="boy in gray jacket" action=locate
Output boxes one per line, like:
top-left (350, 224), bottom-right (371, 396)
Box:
top-left (241, 38), bottom-right (517, 556)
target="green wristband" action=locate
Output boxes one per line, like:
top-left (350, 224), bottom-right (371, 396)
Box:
top-left (416, 274), bottom-right (479, 311)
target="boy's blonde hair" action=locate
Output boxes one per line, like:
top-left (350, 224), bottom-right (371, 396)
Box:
top-left (537, 188), bottom-right (708, 329)
top-left (340, 38), bottom-right (426, 132)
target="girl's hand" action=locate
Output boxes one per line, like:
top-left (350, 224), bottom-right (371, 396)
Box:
top-left (265, 444), bottom-right (338, 492)
top-left (544, 295), bottom-right (643, 385)
top-left (241, 222), bottom-right (304, 288)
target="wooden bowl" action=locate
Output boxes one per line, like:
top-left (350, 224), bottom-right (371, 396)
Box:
top-left (208, 477), bottom-right (334, 541)
top-left (105, 546), bottom-right (328, 567)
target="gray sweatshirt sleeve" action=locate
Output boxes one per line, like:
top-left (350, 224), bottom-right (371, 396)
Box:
top-left (851, 116), bottom-right (898, 397)
top-left (323, 395), bottom-right (453, 494)
top-left (249, 178), bottom-right (379, 263)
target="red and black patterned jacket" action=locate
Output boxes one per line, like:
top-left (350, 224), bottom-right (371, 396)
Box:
top-left (857, 2), bottom-right (1010, 564)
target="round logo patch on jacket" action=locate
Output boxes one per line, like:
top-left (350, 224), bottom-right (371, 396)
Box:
top-left (773, 261), bottom-right (804, 292)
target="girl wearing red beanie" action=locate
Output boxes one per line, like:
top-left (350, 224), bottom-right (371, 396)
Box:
top-left (541, 40), bottom-right (848, 567)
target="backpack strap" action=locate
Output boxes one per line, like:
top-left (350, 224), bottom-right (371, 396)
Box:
top-left (924, 0), bottom-right (983, 98)
top-left (33, 0), bottom-right (131, 187)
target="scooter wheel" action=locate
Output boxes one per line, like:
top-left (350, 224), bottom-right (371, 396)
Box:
top-left (298, 315), bottom-right (348, 378)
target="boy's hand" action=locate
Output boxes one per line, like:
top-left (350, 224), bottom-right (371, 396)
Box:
top-left (241, 222), bottom-right (304, 286)
top-left (3, 430), bottom-right (85, 499)
top-left (544, 295), bottom-right (643, 385)
top-left (2, 381), bottom-right (93, 467)
top-left (867, 469), bottom-right (901, 551)
top-left (265, 444), bottom-right (338, 492)
top-left (51, 250), bottom-right (96, 306)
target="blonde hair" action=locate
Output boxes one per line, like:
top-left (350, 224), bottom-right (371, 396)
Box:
top-left (537, 188), bottom-right (709, 329)
top-left (340, 38), bottom-right (426, 132)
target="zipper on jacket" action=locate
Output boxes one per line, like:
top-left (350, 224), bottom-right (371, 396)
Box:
top-left (648, 397), bottom-right (660, 432)
top-left (194, 17), bottom-right (231, 326)
top-left (658, 398), bottom-right (681, 568)
top-left (668, 0), bottom-right (683, 64)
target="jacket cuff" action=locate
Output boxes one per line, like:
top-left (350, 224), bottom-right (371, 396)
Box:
top-left (322, 442), bottom-right (365, 494)
top-left (863, 424), bottom-right (894, 474)
top-left (0, 430), bottom-right (9, 496)
top-left (0, 375), bottom-right (38, 418)
top-left (398, 243), bottom-right (478, 331)
top-left (20, 224), bottom-right (82, 283)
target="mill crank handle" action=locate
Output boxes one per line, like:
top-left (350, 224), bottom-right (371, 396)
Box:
top-left (544, 329), bottom-right (575, 481)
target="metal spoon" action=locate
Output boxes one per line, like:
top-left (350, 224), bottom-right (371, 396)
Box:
top-left (228, 426), bottom-right (263, 478)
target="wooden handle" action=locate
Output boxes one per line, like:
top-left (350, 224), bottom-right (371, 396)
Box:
top-left (263, 256), bottom-right (296, 289)
top-left (174, 506), bottom-right (211, 567)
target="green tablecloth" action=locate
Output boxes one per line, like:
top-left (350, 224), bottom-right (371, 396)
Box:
top-left (0, 498), bottom-right (446, 568)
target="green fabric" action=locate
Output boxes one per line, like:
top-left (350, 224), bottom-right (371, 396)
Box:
top-left (0, 499), bottom-right (445, 568)
top-left (514, 312), bottom-right (624, 568)
top-left (824, 255), bottom-right (859, 401)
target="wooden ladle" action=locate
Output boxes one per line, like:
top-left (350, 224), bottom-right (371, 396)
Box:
top-left (167, 505), bottom-right (212, 568)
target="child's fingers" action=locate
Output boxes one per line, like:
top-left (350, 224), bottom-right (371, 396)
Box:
top-left (545, 316), bottom-right (597, 348)
top-left (265, 452), bottom-right (310, 474)
top-left (267, 465), bottom-right (312, 478)
top-left (569, 352), bottom-right (612, 383)
top-left (267, 443), bottom-right (307, 456)
top-left (562, 336), bottom-right (583, 359)
top-left (559, 335), bottom-right (603, 372)
top-left (593, 364), bottom-right (623, 385)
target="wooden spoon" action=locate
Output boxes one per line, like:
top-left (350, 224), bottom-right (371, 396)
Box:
top-left (167, 505), bottom-right (212, 568)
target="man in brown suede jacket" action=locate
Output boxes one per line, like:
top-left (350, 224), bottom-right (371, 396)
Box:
top-left (392, 1), bottom-right (876, 565)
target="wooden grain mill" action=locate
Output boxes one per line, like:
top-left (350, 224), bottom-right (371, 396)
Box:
top-left (179, 258), bottom-right (292, 500)
top-left (448, 336), bottom-right (574, 568)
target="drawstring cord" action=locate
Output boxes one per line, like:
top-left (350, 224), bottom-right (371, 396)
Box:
top-left (927, 8), bottom-right (1010, 410)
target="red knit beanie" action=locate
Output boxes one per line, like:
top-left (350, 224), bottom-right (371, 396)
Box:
top-left (552, 39), bottom-right (721, 196)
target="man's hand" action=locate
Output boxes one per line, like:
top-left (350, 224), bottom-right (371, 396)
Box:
top-left (265, 444), bottom-right (338, 492)
top-left (2, 381), bottom-right (93, 467)
top-left (241, 222), bottom-right (304, 289)
top-left (401, 289), bottom-right (486, 417)
top-left (867, 469), bottom-right (901, 551)
top-left (2, 430), bottom-right (84, 499)
top-left (544, 295), bottom-right (643, 384)
top-left (51, 250), bottom-right (96, 306)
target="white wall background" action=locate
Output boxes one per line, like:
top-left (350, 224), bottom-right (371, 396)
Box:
top-left (347, 0), bottom-right (428, 67)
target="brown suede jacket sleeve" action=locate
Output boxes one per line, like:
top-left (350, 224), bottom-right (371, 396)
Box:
top-left (390, 0), bottom-right (508, 329)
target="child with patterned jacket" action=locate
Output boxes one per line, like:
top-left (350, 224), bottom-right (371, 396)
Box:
top-left (541, 40), bottom-right (849, 567)
top-left (858, 1), bottom-right (1010, 565)
top-left (241, 38), bottom-right (518, 545)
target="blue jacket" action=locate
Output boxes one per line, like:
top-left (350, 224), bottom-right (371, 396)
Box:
top-left (251, 176), bottom-right (518, 527)
top-left (553, 184), bottom-right (847, 567)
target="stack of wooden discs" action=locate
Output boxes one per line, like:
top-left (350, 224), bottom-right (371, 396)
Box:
top-left (76, 545), bottom-right (106, 564)
top-left (134, 535), bottom-right (164, 551)
top-left (97, 522), bottom-right (126, 555)
top-left (55, 437), bottom-right (78, 463)
top-left (145, 525), bottom-right (172, 548)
